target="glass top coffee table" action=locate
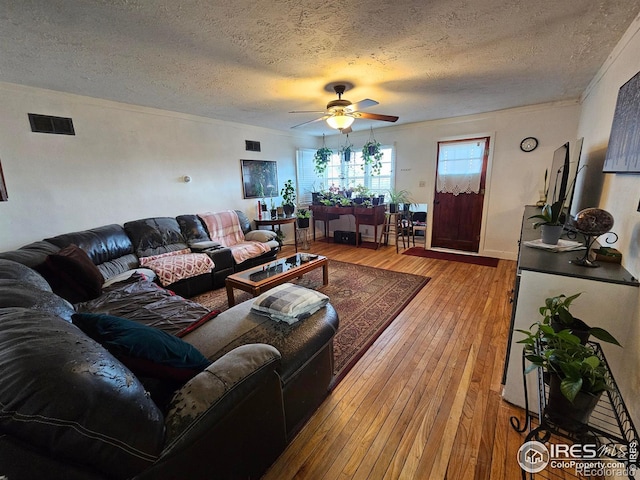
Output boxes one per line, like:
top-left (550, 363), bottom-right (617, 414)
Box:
top-left (225, 253), bottom-right (328, 306)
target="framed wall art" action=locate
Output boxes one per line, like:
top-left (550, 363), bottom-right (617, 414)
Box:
top-left (603, 70), bottom-right (640, 173)
top-left (0, 158), bottom-right (7, 201)
top-left (241, 160), bottom-right (278, 199)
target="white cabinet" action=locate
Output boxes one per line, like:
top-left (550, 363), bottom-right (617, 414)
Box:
top-left (502, 207), bottom-right (639, 409)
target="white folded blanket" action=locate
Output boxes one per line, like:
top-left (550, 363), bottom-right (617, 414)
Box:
top-left (251, 283), bottom-right (329, 325)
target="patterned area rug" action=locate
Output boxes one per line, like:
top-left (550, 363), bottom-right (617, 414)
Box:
top-left (402, 247), bottom-right (500, 267)
top-left (192, 260), bottom-right (430, 387)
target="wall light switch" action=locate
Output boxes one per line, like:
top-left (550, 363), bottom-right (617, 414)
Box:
top-left (419, 180), bottom-right (426, 188)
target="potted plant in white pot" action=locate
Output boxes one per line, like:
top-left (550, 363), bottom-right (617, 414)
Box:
top-left (528, 200), bottom-right (565, 245)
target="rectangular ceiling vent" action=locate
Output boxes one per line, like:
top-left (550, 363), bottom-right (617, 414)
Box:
top-left (245, 140), bottom-right (261, 152)
top-left (28, 113), bottom-right (75, 135)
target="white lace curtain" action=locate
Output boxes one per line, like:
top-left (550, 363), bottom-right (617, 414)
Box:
top-left (436, 138), bottom-right (487, 196)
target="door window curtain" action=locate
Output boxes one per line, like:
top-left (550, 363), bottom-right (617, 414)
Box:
top-left (436, 138), bottom-right (487, 196)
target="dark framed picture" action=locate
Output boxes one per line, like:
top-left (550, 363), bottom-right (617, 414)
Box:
top-left (0, 159), bottom-right (7, 201)
top-left (603, 70), bottom-right (640, 173)
top-left (241, 160), bottom-right (278, 199)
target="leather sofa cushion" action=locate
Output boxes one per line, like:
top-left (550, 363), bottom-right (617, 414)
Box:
top-left (176, 214), bottom-right (211, 245)
top-left (0, 307), bottom-right (164, 478)
top-left (0, 258), bottom-right (52, 291)
top-left (36, 244), bottom-right (104, 304)
top-left (124, 217), bottom-right (189, 258)
top-left (0, 240), bottom-right (60, 269)
top-left (183, 300), bottom-right (338, 384)
top-left (46, 224), bottom-right (134, 266)
top-left (0, 280), bottom-right (75, 322)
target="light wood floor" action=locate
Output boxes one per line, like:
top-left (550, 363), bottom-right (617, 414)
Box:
top-left (262, 241), bottom-right (530, 480)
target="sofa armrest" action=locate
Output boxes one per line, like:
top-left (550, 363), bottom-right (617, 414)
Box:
top-left (163, 343), bottom-right (282, 449)
top-left (142, 343), bottom-right (286, 479)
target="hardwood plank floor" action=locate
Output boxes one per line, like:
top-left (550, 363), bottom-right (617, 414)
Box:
top-left (263, 241), bottom-right (529, 479)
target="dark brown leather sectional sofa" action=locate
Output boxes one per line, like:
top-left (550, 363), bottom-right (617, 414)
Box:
top-left (0, 210), bottom-right (339, 480)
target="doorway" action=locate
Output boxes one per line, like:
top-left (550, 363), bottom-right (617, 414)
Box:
top-left (431, 137), bottom-right (489, 252)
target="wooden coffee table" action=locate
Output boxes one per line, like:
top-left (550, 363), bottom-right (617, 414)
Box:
top-left (225, 254), bottom-right (328, 306)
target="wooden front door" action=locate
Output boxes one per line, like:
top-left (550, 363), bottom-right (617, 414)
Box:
top-left (431, 137), bottom-right (489, 252)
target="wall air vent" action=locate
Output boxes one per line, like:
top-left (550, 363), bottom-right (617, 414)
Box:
top-left (28, 113), bottom-right (75, 135)
top-left (245, 140), bottom-right (261, 152)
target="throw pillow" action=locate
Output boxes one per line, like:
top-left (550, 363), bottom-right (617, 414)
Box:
top-left (36, 244), bottom-right (104, 303)
top-left (244, 230), bottom-right (277, 243)
top-left (251, 283), bottom-right (329, 324)
top-left (72, 312), bottom-right (211, 382)
top-left (140, 253), bottom-right (215, 287)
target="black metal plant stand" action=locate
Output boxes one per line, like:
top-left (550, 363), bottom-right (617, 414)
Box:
top-left (511, 342), bottom-right (639, 479)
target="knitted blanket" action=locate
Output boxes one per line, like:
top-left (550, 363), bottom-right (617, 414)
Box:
top-left (198, 211), bottom-right (270, 264)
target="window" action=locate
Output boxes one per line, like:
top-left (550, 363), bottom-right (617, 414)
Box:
top-left (296, 145), bottom-right (395, 203)
top-left (436, 138), bottom-right (487, 196)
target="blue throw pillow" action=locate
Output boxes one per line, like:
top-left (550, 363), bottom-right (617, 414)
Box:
top-left (72, 312), bottom-right (211, 382)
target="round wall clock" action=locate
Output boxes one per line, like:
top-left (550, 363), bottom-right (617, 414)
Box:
top-left (520, 137), bottom-right (539, 152)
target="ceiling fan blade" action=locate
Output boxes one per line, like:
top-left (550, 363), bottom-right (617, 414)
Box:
top-left (290, 116), bottom-right (329, 129)
top-left (354, 111), bottom-right (399, 122)
top-left (345, 99), bottom-right (378, 113)
top-left (289, 110), bottom-right (326, 114)
top-left (341, 126), bottom-right (353, 134)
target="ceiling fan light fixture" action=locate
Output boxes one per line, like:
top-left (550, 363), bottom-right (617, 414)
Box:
top-left (326, 114), bottom-right (354, 130)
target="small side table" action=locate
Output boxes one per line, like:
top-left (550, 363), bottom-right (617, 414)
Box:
top-left (296, 227), bottom-right (310, 250)
top-left (254, 216), bottom-right (298, 252)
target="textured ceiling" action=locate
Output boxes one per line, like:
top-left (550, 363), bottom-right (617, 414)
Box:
top-left (2, 0), bottom-right (640, 136)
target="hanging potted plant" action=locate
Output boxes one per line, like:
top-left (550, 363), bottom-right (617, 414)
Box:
top-left (339, 134), bottom-right (354, 163)
top-left (280, 179), bottom-right (296, 217)
top-left (314, 134), bottom-right (333, 174)
top-left (361, 127), bottom-right (384, 175)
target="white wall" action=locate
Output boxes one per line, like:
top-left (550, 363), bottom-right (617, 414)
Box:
top-left (330, 101), bottom-right (581, 259)
top-left (0, 82), bottom-right (316, 250)
top-left (0, 82), bottom-right (582, 260)
top-left (577, 14), bottom-right (640, 425)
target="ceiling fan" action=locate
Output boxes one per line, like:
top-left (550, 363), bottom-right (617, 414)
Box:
top-left (290, 84), bottom-right (399, 133)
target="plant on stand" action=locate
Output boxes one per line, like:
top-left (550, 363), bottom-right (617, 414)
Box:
top-left (387, 188), bottom-right (413, 213)
top-left (281, 179), bottom-right (296, 217)
top-left (517, 293), bottom-right (621, 430)
top-left (296, 208), bottom-right (311, 228)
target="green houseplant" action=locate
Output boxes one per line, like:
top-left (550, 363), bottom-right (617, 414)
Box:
top-left (339, 135), bottom-right (354, 163)
top-left (361, 127), bottom-right (383, 175)
top-left (314, 135), bottom-right (333, 174)
top-left (539, 292), bottom-right (621, 345)
top-left (281, 179), bottom-right (296, 217)
top-left (528, 199), bottom-right (565, 245)
top-left (361, 140), bottom-right (383, 175)
top-left (296, 208), bottom-right (311, 228)
top-left (517, 292), bottom-right (621, 429)
top-left (387, 188), bottom-right (413, 213)
top-left (518, 326), bottom-right (610, 428)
